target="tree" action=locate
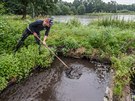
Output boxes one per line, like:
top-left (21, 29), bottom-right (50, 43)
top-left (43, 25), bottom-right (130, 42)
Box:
top-left (61, 5), bottom-right (71, 15)
top-left (77, 4), bottom-right (85, 15)
top-left (107, 1), bottom-right (117, 13)
top-left (3, 0), bottom-right (58, 19)
top-left (0, 3), bottom-right (6, 14)
top-left (84, 1), bottom-right (94, 13)
top-left (54, 4), bottom-right (62, 15)
top-left (73, 0), bottom-right (82, 8)
top-left (71, 6), bottom-right (78, 14)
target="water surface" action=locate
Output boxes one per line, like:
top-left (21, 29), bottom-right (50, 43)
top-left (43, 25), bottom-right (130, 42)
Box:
top-left (54, 14), bottom-right (135, 25)
top-left (0, 57), bottom-right (110, 101)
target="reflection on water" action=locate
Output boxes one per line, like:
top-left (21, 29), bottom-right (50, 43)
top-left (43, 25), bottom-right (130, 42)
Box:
top-left (53, 14), bottom-right (135, 25)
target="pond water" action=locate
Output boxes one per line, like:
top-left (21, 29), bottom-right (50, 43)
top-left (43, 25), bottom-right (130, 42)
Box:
top-left (53, 14), bottom-right (135, 25)
top-left (0, 57), bottom-right (110, 101)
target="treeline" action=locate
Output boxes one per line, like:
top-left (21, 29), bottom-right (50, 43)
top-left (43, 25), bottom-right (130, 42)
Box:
top-left (1, 0), bottom-right (59, 19)
top-left (55, 0), bottom-right (135, 15)
top-left (1, 0), bottom-right (135, 18)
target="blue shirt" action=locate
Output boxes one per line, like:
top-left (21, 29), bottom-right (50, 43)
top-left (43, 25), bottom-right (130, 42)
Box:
top-left (29, 20), bottom-right (50, 36)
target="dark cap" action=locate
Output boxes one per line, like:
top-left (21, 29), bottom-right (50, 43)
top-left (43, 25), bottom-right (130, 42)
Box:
top-left (48, 18), bottom-right (53, 26)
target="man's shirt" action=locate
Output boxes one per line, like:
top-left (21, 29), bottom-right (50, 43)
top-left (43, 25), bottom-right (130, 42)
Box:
top-left (29, 20), bottom-right (50, 36)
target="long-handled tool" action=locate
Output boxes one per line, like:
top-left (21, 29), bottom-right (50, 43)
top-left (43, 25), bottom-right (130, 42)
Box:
top-left (34, 35), bottom-right (82, 79)
top-left (34, 35), bottom-right (69, 69)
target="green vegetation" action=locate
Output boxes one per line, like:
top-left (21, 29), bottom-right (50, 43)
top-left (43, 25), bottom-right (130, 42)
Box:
top-left (0, 15), bottom-right (135, 98)
top-left (0, 0), bottom-right (58, 18)
top-left (117, 10), bottom-right (135, 14)
top-left (97, 17), bottom-right (135, 29)
top-left (86, 13), bottom-right (113, 16)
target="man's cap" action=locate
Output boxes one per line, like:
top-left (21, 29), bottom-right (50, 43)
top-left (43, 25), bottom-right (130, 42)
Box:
top-left (45, 17), bottom-right (54, 26)
top-left (48, 18), bottom-right (53, 26)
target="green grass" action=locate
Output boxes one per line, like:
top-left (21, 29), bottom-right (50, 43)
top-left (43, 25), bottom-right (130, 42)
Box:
top-left (117, 10), bottom-right (135, 14)
top-left (97, 17), bottom-right (135, 29)
top-left (0, 15), bottom-right (135, 97)
top-left (86, 12), bottom-right (113, 16)
top-left (86, 12), bottom-right (135, 16)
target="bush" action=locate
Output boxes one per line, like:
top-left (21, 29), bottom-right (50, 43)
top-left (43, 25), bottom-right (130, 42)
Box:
top-left (0, 3), bottom-right (6, 15)
top-left (64, 36), bottom-right (79, 49)
top-left (0, 77), bottom-right (8, 91)
top-left (111, 55), bottom-right (135, 96)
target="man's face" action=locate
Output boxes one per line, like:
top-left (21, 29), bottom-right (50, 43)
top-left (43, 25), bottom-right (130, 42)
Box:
top-left (43, 20), bottom-right (50, 27)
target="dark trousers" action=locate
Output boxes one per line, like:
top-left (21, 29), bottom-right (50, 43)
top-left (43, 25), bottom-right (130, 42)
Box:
top-left (14, 28), bottom-right (41, 53)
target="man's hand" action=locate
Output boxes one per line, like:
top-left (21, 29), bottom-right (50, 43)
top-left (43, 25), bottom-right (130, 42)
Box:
top-left (43, 36), bottom-right (48, 46)
top-left (33, 32), bottom-right (37, 37)
top-left (43, 41), bottom-right (46, 46)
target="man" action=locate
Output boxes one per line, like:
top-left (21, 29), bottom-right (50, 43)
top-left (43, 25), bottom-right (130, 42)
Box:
top-left (14, 17), bottom-right (53, 53)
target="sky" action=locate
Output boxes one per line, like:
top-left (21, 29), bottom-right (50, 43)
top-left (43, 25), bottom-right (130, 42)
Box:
top-left (62, 0), bottom-right (135, 5)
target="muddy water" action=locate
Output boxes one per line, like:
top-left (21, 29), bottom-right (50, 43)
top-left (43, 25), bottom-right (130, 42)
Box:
top-left (0, 57), bottom-right (110, 101)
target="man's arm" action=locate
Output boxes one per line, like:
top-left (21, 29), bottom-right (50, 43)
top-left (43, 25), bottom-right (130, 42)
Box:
top-left (43, 27), bottom-right (50, 45)
top-left (43, 35), bottom-right (47, 45)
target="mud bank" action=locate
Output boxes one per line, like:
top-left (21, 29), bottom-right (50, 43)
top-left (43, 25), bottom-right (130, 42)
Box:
top-left (0, 57), bottom-right (111, 101)
top-left (130, 74), bottom-right (135, 101)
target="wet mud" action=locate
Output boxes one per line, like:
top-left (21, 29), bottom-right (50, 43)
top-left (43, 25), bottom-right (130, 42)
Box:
top-left (0, 57), bottom-right (110, 101)
top-left (131, 74), bottom-right (135, 100)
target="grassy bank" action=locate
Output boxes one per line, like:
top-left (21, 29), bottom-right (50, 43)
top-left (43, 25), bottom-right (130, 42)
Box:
top-left (86, 12), bottom-right (113, 16)
top-left (86, 12), bottom-right (135, 16)
top-left (0, 15), bottom-right (135, 98)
